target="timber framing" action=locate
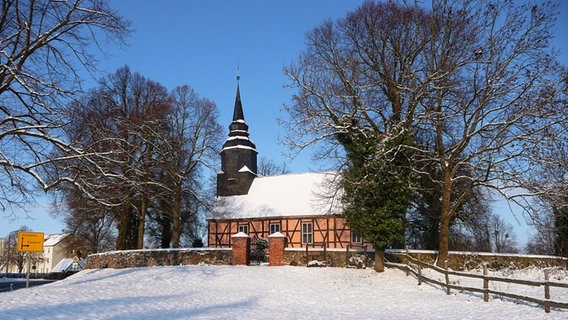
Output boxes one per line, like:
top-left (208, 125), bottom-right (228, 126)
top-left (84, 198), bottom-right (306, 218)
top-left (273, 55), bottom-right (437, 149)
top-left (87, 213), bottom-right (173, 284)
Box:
top-left (208, 214), bottom-right (371, 249)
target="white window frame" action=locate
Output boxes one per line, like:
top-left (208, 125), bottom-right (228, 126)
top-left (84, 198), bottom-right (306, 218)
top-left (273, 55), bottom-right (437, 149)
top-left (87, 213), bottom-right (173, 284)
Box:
top-left (238, 224), bottom-right (249, 234)
top-left (301, 222), bottom-right (313, 245)
top-left (269, 222), bottom-right (281, 235)
top-left (351, 232), bottom-right (363, 244)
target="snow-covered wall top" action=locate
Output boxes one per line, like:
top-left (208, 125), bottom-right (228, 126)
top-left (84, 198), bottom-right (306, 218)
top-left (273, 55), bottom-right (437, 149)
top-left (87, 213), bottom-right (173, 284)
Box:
top-left (211, 171), bottom-right (343, 219)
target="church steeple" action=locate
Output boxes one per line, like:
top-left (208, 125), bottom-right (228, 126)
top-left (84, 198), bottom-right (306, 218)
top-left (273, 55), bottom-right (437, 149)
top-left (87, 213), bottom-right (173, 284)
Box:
top-left (232, 79), bottom-right (245, 121)
top-left (217, 76), bottom-right (258, 197)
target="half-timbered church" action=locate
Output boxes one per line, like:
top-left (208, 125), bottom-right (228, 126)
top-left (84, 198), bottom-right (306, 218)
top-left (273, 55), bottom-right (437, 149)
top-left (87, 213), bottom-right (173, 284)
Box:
top-left (207, 79), bottom-right (365, 249)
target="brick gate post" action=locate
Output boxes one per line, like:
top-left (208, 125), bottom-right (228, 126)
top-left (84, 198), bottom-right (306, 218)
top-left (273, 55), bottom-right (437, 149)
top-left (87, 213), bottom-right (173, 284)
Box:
top-left (268, 232), bottom-right (287, 266)
top-left (231, 232), bottom-right (251, 265)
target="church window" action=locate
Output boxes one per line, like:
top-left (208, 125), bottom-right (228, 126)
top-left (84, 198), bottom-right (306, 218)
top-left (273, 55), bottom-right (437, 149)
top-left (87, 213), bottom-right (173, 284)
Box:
top-left (269, 223), bottom-right (281, 234)
top-left (301, 222), bottom-right (313, 244)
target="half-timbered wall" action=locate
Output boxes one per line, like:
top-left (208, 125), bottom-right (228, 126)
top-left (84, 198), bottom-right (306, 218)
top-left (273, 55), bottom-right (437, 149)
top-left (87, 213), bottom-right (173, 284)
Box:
top-left (208, 215), bottom-right (372, 249)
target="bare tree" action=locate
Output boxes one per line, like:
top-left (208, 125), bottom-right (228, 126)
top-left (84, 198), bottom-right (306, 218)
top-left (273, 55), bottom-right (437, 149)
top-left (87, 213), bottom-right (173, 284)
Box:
top-left (58, 192), bottom-right (116, 254)
top-left (413, 0), bottom-right (563, 264)
top-left (3, 226), bottom-right (31, 273)
top-left (258, 157), bottom-right (290, 176)
top-left (521, 68), bottom-right (568, 257)
top-left (283, 0), bottom-right (564, 266)
top-left (158, 85), bottom-right (223, 248)
top-left (0, 0), bottom-right (130, 217)
top-left (60, 66), bottom-right (172, 250)
top-left (59, 69), bottom-right (222, 250)
top-left (489, 215), bottom-right (518, 253)
top-left (525, 209), bottom-right (556, 255)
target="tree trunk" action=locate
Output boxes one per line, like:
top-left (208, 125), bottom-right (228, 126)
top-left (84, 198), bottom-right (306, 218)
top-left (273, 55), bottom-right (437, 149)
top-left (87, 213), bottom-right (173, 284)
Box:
top-left (438, 214), bottom-right (451, 267)
top-left (116, 204), bottom-right (130, 250)
top-left (137, 195), bottom-right (147, 249)
top-left (374, 249), bottom-right (385, 272)
top-left (435, 153), bottom-right (455, 266)
top-left (160, 213), bottom-right (172, 248)
top-left (437, 185), bottom-right (453, 267)
top-left (116, 204), bottom-right (138, 250)
top-left (137, 143), bottom-right (153, 249)
top-left (171, 185), bottom-right (181, 248)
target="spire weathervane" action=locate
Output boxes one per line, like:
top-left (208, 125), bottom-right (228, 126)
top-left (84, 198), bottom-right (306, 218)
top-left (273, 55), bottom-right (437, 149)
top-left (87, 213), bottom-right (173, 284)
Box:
top-left (237, 62), bottom-right (240, 82)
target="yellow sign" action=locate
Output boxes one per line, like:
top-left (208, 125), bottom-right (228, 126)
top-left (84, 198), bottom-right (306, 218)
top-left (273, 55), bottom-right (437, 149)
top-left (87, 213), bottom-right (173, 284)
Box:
top-left (17, 231), bottom-right (44, 252)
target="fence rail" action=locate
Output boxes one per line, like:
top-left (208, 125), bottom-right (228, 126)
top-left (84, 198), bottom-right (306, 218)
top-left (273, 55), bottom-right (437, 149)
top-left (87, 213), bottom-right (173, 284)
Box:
top-left (386, 252), bottom-right (568, 313)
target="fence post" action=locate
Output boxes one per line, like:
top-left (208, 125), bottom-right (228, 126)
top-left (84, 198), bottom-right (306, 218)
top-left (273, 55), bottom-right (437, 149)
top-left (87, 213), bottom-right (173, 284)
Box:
top-left (483, 263), bottom-right (489, 302)
top-left (544, 270), bottom-right (551, 313)
top-left (405, 248), bottom-right (410, 276)
top-left (444, 260), bottom-right (450, 295)
top-left (417, 254), bottom-right (422, 286)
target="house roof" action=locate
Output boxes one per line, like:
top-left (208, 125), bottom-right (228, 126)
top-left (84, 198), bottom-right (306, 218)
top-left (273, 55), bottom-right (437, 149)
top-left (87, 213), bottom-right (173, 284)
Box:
top-left (51, 257), bottom-right (86, 273)
top-left (44, 233), bottom-right (69, 247)
top-left (211, 171), bottom-right (343, 220)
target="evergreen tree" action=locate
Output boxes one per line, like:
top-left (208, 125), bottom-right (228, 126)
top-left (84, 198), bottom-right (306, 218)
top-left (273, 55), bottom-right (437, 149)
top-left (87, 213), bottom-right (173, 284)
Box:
top-left (339, 126), bottom-right (414, 272)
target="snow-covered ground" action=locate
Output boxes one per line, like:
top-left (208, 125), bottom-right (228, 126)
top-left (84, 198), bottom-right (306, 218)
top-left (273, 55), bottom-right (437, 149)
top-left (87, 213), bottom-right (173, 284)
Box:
top-left (422, 266), bottom-right (568, 305)
top-left (0, 265), bottom-right (566, 319)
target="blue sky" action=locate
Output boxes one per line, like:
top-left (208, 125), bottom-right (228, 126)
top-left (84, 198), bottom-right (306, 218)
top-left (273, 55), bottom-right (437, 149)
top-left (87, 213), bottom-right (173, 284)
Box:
top-left (2, 0), bottom-right (568, 245)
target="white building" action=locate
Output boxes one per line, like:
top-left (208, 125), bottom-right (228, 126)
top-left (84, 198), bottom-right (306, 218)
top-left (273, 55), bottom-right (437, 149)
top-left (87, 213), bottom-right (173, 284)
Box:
top-left (2, 233), bottom-right (76, 274)
top-left (16, 233), bottom-right (75, 274)
top-left (38, 233), bottom-right (73, 274)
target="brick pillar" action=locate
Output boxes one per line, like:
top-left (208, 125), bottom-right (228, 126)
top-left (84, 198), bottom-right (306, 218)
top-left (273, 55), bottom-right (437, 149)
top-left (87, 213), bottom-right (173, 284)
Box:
top-left (231, 232), bottom-right (250, 265)
top-left (268, 232), bottom-right (287, 266)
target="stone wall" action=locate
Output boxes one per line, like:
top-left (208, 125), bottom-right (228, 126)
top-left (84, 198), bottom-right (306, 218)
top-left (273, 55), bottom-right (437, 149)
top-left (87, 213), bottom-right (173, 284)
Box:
top-left (284, 248), bottom-right (374, 268)
top-left (385, 249), bottom-right (568, 271)
top-left (84, 245), bottom-right (568, 271)
top-left (85, 248), bottom-right (232, 269)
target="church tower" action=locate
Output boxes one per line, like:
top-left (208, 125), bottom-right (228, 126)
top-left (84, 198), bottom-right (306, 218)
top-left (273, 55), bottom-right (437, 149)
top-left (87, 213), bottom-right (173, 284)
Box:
top-left (217, 76), bottom-right (258, 196)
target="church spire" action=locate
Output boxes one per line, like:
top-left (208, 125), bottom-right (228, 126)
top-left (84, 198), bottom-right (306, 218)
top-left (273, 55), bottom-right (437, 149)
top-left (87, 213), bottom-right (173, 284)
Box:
top-left (232, 75), bottom-right (244, 122)
top-left (217, 75), bottom-right (258, 197)
top-left (228, 77), bottom-right (249, 135)
top-left (224, 75), bottom-right (255, 149)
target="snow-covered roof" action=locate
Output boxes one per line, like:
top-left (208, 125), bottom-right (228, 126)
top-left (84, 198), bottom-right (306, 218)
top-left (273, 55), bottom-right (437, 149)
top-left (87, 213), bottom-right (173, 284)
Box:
top-left (44, 233), bottom-right (69, 247)
top-left (238, 165), bottom-right (254, 173)
top-left (51, 258), bottom-right (86, 273)
top-left (211, 171), bottom-right (343, 220)
top-left (221, 145), bottom-right (257, 152)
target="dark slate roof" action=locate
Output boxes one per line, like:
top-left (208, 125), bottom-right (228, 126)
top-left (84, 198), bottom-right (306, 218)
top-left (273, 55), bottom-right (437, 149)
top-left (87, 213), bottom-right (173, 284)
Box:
top-left (222, 81), bottom-right (257, 151)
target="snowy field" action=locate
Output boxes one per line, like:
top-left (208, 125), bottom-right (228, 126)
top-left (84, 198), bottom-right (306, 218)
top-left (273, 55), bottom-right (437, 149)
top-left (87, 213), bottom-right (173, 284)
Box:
top-left (422, 266), bottom-right (568, 307)
top-left (0, 265), bottom-right (566, 320)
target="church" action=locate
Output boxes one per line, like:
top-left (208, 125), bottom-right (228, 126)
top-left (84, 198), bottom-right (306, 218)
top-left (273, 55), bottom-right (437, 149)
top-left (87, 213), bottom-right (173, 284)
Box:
top-left (207, 79), bottom-right (367, 249)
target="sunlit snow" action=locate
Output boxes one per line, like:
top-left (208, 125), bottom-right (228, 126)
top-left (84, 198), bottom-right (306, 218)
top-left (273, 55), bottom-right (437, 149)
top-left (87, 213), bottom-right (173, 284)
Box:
top-left (1, 265), bottom-right (566, 319)
top-left (213, 172), bottom-right (342, 219)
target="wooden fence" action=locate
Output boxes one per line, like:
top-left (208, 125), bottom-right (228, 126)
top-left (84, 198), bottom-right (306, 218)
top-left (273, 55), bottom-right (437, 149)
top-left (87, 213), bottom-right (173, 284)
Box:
top-left (385, 252), bottom-right (568, 313)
